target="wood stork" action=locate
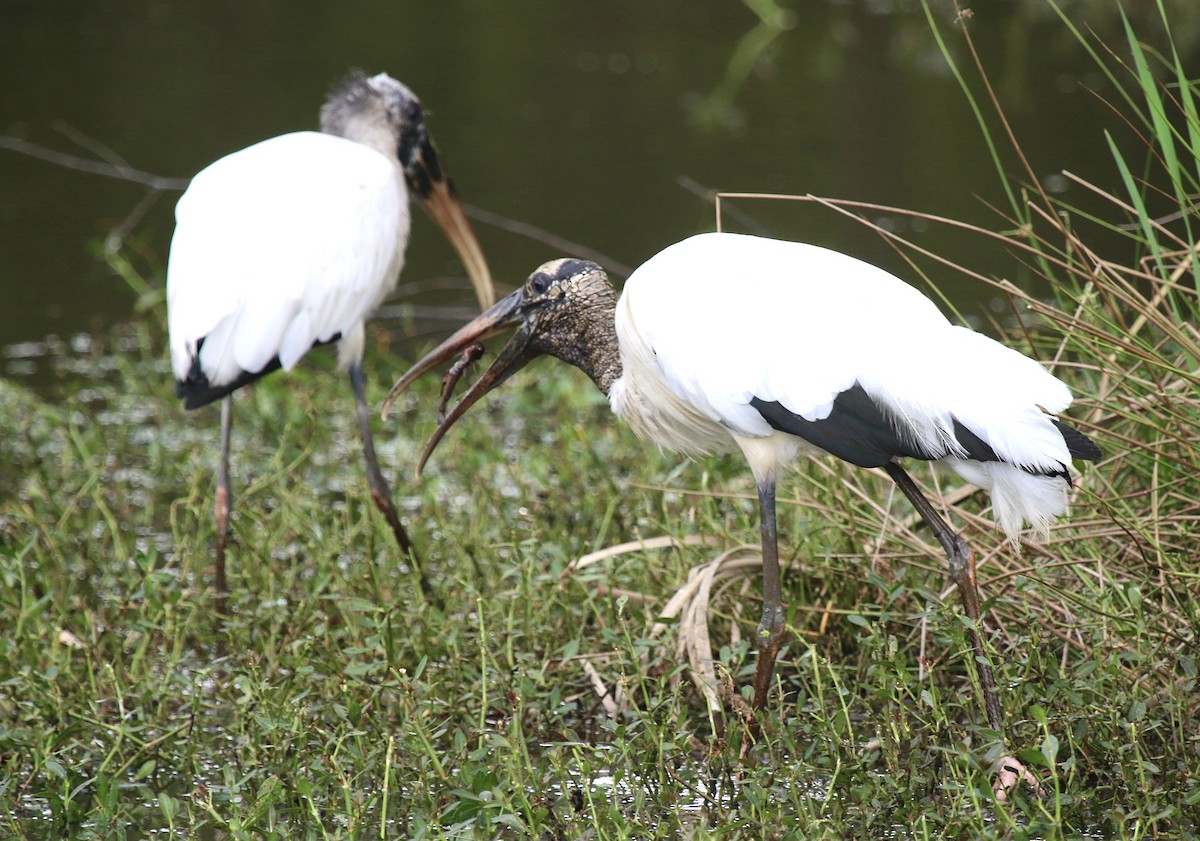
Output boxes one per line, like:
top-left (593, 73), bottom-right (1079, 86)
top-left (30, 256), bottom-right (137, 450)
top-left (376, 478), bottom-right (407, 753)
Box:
top-left (167, 71), bottom-right (495, 603)
top-left (382, 231), bottom-right (1101, 738)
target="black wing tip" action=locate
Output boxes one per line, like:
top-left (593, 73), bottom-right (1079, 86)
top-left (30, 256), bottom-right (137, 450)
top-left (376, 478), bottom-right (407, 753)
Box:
top-left (951, 419), bottom-right (1001, 464)
top-left (1052, 418), bottom-right (1102, 462)
top-left (748, 382), bottom-right (1103, 480)
top-left (176, 356), bottom-right (283, 410)
top-left (175, 334), bottom-right (340, 409)
top-left (176, 376), bottom-right (237, 410)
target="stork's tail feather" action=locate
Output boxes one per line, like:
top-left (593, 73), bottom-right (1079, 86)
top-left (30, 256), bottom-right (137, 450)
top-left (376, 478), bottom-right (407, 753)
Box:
top-left (947, 417), bottom-right (1100, 546)
top-left (947, 461), bottom-right (1068, 544)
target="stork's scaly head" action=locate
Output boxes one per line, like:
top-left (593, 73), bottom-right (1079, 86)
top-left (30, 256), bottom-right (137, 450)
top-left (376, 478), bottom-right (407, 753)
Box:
top-left (321, 72), bottom-right (495, 309)
top-left (382, 258), bottom-right (620, 473)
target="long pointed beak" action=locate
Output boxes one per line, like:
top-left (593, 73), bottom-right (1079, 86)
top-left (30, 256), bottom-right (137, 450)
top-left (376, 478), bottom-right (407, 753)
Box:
top-left (407, 137), bottom-right (496, 310)
top-left (381, 288), bottom-right (538, 475)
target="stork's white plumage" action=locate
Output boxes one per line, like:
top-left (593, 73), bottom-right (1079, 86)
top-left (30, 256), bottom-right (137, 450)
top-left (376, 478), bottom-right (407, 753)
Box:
top-left (168, 131), bottom-right (410, 390)
top-left (609, 234), bottom-right (1081, 539)
top-left (382, 231), bottom-right (1100, 749)
top-left (167, 72), bottom-right (495, 603)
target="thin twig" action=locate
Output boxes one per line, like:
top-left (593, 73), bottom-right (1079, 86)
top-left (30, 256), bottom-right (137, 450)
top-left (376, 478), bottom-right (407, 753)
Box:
top-left (463, 203), bottom-right (632, 278)
top-left (0, 135), bottom-right (190, 190)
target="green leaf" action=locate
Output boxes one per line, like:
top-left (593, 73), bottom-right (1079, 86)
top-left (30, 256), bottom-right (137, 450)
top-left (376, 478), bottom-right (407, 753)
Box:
top-left (1041, 734), bottom-right (1060, 768)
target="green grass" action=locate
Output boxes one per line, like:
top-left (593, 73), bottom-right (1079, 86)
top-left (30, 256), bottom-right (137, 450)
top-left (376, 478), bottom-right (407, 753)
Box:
top-left (1, 318), bottom-right (1196, 837)
top-left (3, 3), bottom-right (1200, 838)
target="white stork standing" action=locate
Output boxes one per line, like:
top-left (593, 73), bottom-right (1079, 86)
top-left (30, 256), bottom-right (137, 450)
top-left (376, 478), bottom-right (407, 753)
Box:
top-left (167, 72), bottom-right (495, 604)
top-left (381, 231), bottom-right (1100, 746)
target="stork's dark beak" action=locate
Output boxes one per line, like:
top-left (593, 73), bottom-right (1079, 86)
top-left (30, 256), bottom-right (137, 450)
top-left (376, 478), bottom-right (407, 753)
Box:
top-left (381, 287), bottom-right (540, 474)
top-left (405, 136), bottom-right (496, 310)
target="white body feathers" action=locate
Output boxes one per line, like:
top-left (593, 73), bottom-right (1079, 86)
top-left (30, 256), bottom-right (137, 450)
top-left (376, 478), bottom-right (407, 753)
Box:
top-left (167, 130), bottom-right (409, 388)
top-left (608, 233), bottom-right (1078, 540)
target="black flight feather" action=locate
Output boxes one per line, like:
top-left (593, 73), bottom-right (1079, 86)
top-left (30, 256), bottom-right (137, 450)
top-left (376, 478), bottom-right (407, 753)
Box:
top-left (750, 384), bottom-right (940, 468)
top-left (1052, 418), bottom-right (1102, 461)
top-left (750, 382), bottom-right (1102, 478)
top-left (175, 332), bottom-right (341, 410)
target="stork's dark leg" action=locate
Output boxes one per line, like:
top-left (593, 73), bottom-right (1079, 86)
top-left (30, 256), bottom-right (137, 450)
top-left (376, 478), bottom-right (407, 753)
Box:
top-left (884, 463), bottom-right (1004, 733)
top-left (751, 477), bottom-right (788, 711)
top-left (214, 395), bottom-right (233, 616)
top-left (349, 364), bottom-right (419, 562)
top-left (739, 477), bottom-right (788, 755)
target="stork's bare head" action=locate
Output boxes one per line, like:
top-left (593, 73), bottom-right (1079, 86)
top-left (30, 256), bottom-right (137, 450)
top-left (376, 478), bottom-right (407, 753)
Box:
top-left (321, 71), bottom-right (495, 311)
top-left (381, 258), bottom-right (619, 473)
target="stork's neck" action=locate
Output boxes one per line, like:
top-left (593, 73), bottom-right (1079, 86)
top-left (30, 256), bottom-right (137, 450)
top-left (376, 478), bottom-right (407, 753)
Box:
top-left (540, 288), bottom-right (622, 396)
top-left (580, 312), bottom-right (622, 397)
top-left (328, 117), bottom-right (402, 165)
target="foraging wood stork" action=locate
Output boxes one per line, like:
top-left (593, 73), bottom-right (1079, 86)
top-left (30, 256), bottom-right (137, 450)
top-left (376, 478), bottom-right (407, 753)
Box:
top-left (167, 71), bottom-right (495, 602)
top-left (381, 231), bottom-right (1100, 734)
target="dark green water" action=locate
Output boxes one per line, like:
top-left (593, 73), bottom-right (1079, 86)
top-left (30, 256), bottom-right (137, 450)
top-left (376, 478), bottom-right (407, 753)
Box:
top-left (2, 0), bottom-right (1195, 379)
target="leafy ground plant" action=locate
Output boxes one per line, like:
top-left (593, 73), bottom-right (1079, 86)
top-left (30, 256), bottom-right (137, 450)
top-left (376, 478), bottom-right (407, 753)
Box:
top-left (2, 2), bottom-right (1199, 839)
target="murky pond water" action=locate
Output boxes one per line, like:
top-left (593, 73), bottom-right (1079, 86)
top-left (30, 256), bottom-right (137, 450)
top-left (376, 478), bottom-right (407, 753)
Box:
top-left (4, 0), bottom-right (1196, 386)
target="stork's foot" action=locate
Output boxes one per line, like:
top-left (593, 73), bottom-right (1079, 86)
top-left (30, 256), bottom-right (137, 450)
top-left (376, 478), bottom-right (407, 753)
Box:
top-left (437, 342), bottom-right (485, 424)
top-left (992, 754), bottom-right (1042, 802)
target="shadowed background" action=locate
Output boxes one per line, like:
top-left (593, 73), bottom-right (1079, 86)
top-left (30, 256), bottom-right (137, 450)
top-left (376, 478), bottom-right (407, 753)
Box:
top-left (2, 0), bottom-right (1195, 379)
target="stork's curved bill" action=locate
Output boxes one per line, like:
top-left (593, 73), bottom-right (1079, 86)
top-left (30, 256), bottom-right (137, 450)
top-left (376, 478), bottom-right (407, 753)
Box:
top-left (381, 285), bottom-right (539, 473)
top-left (408, 147), bottom-right (495, 310)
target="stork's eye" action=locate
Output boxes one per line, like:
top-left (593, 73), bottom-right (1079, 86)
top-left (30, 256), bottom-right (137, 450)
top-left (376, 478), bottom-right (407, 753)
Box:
top-left (401, 99), bottom-right (424, 125)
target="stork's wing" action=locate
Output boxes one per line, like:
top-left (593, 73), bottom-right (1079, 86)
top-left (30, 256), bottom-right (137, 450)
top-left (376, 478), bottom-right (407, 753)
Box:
top-left (621, 233), bottom-right (1073, 471)
top-left (167, 131), bottom-right (406, 390)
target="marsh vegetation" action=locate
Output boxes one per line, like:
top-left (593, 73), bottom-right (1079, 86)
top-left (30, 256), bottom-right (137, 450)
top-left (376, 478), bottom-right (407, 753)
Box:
top-left (2, 3), bottom-right (1198, 838)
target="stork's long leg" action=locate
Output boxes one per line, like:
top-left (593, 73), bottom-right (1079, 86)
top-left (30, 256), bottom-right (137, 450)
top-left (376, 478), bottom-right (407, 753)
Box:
top-left (739, 477), bottom-right (789, 755)
top-left (349, 363), bottom-right (420, 562)
top-left (751, 477), bottom-right (788, 711)
top-left (884, 462), bottom-right (1004, 733)
top-left (214, 395), bottom-right (233, 616)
